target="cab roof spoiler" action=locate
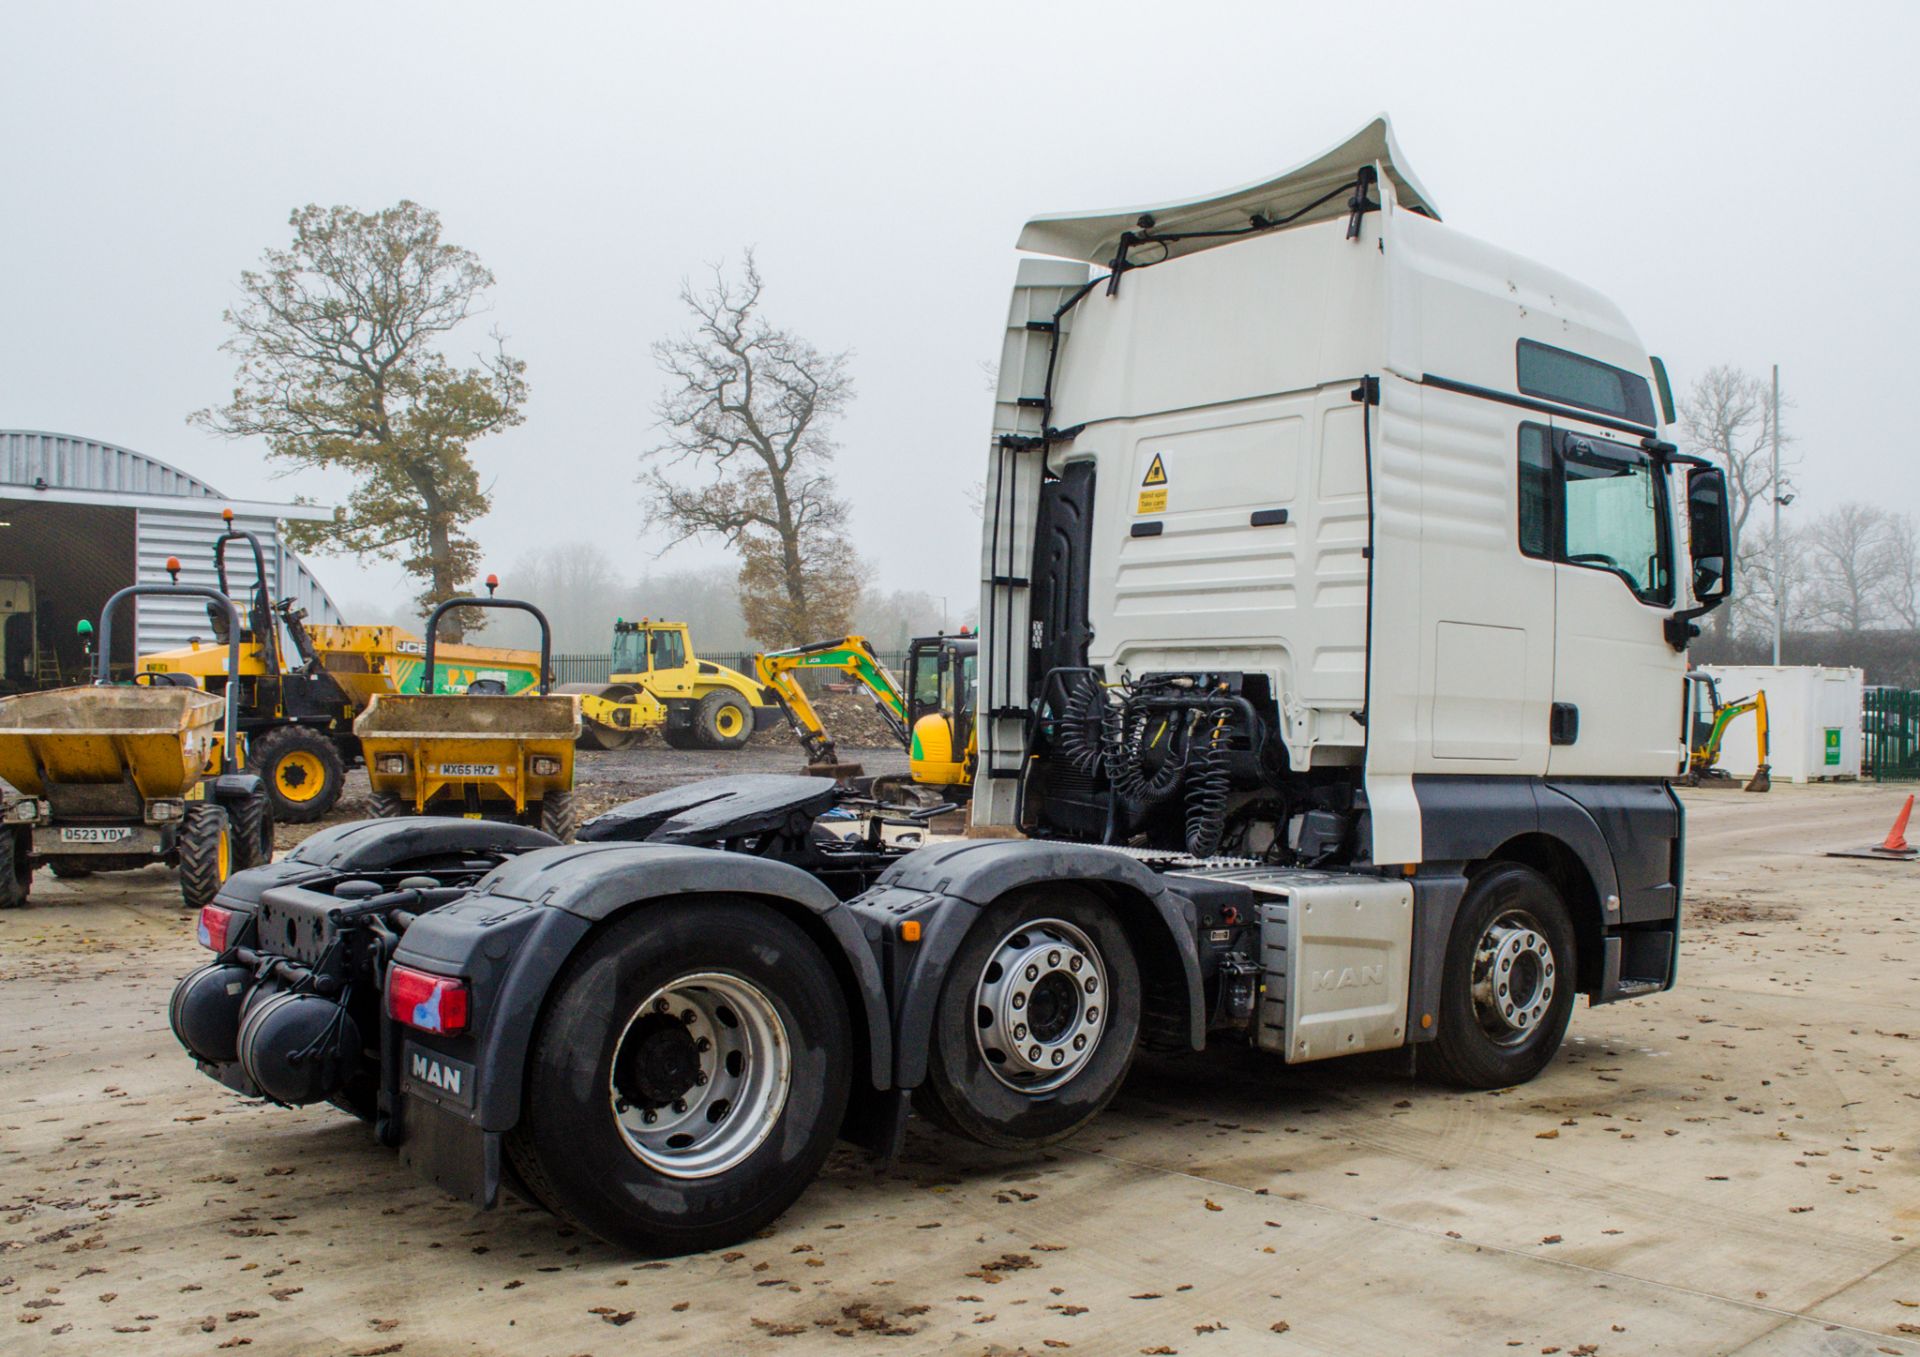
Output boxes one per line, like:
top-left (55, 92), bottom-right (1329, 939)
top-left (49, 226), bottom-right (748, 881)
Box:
top-left (1017, 115), bottom-right (1440, 267)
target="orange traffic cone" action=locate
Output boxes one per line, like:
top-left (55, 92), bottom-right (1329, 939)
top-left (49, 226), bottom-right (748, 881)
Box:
top-left (1880, 795), bottom-right (1915, 855)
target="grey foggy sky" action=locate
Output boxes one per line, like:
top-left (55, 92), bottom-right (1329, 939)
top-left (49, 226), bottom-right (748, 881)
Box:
top-left (3, 1), bottom-right (1914, 622)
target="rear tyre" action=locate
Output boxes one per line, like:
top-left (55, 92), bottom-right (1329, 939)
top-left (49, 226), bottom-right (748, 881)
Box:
top-left (506, 899), bottom-right (852, 1255)
top-left (368, 791), bottom-right (409, 818)
top-left (228, 790), bottom-right (274, 870)
top-left (537, 789), bottom-right (576, 844)
top-left (696, 692), bottom-right (754, 751)
top-left (660, 720), bottom-right (701, 751)
top-left (248, 726), bottom-right (346, 824)
top-left (914, 885), bottom-right (1141, 1149)
top-left (48, 858), bottom-right (93, 880)
top-left (0, 828), bottom-right (31, 908)
top-left (1423, 862), bottom-right (1577, 1090)
top-left (177, 804), bottom-right (233, 910)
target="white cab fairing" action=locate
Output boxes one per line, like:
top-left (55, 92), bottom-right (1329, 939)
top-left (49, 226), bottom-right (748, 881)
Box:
top-left (978, 119), bottom-right (1692, 863)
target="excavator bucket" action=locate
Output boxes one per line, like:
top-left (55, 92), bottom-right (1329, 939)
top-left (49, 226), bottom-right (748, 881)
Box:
top-left (1743, 763), bottom-right (1771, 793)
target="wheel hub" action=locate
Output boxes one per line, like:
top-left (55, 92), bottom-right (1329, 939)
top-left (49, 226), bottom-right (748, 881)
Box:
top-left (608, 972), bottom-right (790, 1179)
top-left (1471, 911), bottom-right (1556, 1040)
top-left (974, 918), bottom-right (1106, 1093)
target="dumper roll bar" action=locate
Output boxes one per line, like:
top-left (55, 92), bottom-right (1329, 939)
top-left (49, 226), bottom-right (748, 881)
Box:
top-left (213, 520), bottom-right (278, 673)
top-left (420, 583), bottom-right (553, 695)
top-left (94, 581), bottom-right (245, 775)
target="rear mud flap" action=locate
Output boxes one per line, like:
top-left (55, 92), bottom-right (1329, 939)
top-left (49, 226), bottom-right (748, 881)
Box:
top-left (400, 1097), bottom-right (502, 1209)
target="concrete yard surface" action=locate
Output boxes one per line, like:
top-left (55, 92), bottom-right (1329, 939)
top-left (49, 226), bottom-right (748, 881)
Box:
top-left (3, 780), bottom-right (1918, 1355)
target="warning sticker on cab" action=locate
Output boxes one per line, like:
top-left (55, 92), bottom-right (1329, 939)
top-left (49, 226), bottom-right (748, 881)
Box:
top-left (438, 763), bottom-right (500, 778)
top-left (1137, 453), bottom-right (1168, 513)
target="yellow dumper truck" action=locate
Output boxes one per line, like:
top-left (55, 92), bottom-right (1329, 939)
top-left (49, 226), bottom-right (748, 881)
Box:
top-left (357, 584), bottom-right (581, 841)
top-left (0, 566), bottom-right (273, 908)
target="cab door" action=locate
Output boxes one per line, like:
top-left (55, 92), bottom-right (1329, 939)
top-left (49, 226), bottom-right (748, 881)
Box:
top-left (1542, 426), bottom-right (1686, 777)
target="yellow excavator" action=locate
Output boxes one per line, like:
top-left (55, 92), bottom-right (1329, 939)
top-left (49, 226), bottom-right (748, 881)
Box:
top-left (558, 619), bottom-right (779, 752)
top-left (754, 632), bottom-right (977, 794)
top-left (1683, 672), bottom-right (1771, 791)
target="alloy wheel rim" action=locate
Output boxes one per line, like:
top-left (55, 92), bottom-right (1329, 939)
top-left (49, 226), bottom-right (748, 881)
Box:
top-left (973, 917), bottom-right (1107, 1094)
top-left (608, 971), bottom-right (791, 1178)
top-left (1470, 908), bottom-right (1556, 1045)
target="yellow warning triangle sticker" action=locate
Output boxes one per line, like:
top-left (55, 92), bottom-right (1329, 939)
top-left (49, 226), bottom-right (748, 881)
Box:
top-left (1141, 454), bottom-right (1167, 487)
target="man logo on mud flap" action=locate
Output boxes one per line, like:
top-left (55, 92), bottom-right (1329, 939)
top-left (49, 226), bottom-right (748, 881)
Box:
top-left (411, 1051), bottom-right (462, 1097)
top-left (1312, 964), bottom-right (1384, 992)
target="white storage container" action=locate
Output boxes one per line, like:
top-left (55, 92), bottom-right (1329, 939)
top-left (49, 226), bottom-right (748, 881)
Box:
top-left (1695, 665), bottom-right (1863, 783)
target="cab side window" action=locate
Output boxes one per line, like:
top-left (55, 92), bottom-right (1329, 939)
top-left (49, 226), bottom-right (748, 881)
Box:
top-left (1517, 421), bottom-right (1674, 605)
top-left (648, 629), bottom-right (685, 670)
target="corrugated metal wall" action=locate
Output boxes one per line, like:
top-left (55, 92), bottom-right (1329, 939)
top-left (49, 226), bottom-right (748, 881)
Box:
top-left (0, 430), bottom-right (344, 654)
top-left (134, 508), bottom-right (343, 651)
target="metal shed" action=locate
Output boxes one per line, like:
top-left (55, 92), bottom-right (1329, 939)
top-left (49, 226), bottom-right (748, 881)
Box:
top-left (0, 430), bottom-right (342, 688)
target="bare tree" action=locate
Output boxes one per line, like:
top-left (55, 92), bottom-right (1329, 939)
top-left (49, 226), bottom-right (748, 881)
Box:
top-left (1678, 367), bottom-right (1792, 639)
top-left (1731, 520), bottom-right (1813, 639)
top-left (641, 253), bottom-right (859, 647)
top-left (1884, 512), bottom-right (1920, 630)
top-left (1804, 502), bottom-right (1896, 633)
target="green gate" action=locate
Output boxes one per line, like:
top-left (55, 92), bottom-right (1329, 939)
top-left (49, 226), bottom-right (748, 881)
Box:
top-left (1863, 686), bottom-right (1920, 780)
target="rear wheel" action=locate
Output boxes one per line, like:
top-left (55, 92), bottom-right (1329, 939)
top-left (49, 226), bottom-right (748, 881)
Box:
top-left (248, 726), bottom-right (346, 824)
top-left (1423, 862), bottom-right (1577, 1090)
top-left (915, 886), bottom-right (1141, 1149)
top-left (228, 789), bottom-right (274, 870)
top-left (696, 692), bottom-right (753, 751)
top-left (537, 789), bottom-right (576, 843)
top-left (0, 828), bottom-right (31, 908)
top-left (367, 791), bottom-right (409, 818)
top-left (506, 899), bottom-right (851, 1255)
top-left (177, 804), bottom-right (232, 909)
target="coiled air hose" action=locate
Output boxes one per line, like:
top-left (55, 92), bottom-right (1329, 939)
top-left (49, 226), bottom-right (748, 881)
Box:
top-left (1183, 707), bottom-right (1236, 857)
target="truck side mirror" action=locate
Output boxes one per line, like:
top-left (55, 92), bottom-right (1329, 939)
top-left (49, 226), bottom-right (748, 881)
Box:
top-left (1686, 467), bottom-right (1732, 605)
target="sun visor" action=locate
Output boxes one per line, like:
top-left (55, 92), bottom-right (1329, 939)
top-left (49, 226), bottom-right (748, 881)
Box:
top-left (1017, 115), bottom-right (1438, 266)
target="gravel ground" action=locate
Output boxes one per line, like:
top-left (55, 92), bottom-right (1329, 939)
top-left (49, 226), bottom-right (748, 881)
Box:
top-left (4, 781), bottom-right (1919, 1355)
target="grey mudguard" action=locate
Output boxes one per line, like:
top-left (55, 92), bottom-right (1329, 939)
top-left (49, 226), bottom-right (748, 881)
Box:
top-left (856, 838), bottom-right (1205, 1089)
top-left (1411, 775), bottom-right (1624, 924)
top-left (414, 842), bottom-right (893, 1125)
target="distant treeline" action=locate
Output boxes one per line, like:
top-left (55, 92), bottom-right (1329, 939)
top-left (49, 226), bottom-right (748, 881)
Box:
top-left (1694, 629), bottom-right (1920, 688)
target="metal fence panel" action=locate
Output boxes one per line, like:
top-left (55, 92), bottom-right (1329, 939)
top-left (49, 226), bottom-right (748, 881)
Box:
top-left (1863, 686), bottom-right (1920, 780)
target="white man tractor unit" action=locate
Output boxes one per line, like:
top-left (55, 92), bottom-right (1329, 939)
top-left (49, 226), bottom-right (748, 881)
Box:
top-left (168, 119), bottom-right (1729, 1256)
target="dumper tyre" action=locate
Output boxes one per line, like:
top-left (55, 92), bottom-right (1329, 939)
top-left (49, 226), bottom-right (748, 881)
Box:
top-left (249, 726), bottom-right (346, 824)
top-left (915, 885), bottom-right (1141, 1149)
top-left (177, 804), bottom-right (233, 910)
top-left (229, 789), bottom-right (274, 871)
top-left (368, 791), bottom-right (409, 819)
top-left (695, 691), bottom-right (753, 751)
top-left (48, 858), bottom-right (93, 880)
top-left (0, 828), bottom-right (30, 908)
top-left (1423, 862), bottom-right (1576, 1090)
top-left (660, 721), bottom-right (701, 750)
top-left (537, 790), bottom-right (576, 844)
top-left (506, 898), bottom-right (852, 1255)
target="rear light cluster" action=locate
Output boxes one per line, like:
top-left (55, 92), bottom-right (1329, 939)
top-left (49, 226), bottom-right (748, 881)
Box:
top-left (197, 904), bottom-right (234, 952)
top-left (530, 755), bottom-right (562, 777)
top-left (387, 965), bottom-right (470, 1035)
top-left (375, 754), bottom-right (409, 774)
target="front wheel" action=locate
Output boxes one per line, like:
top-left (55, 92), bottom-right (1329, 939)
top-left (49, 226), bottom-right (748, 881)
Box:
top-left (0, 828), bottom-right (31, 908)
top-left (1423, 862), bottom-right (1577, 1089)
top-left (506, 899), bottom-right (851, 1255)
top-left (248, 726), bottom-right (347, 824)
top-left (914, 886), bottom-right (1141, 1149)
top-left (177, 803), bottom-right (233, 909)
top-left (368, 790), bottom-right (409, 818)
top-left (536, 789), bottom-right (576, 843)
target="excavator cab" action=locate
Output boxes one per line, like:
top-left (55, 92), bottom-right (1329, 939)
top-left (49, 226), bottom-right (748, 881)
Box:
top-left (905, 633), bottom-right (977, 790)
